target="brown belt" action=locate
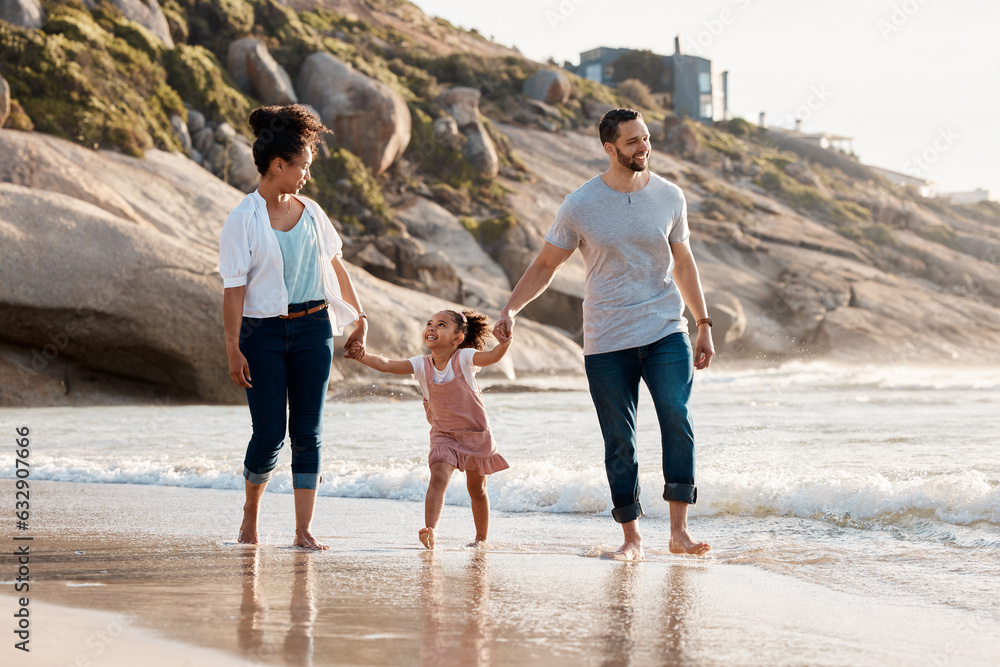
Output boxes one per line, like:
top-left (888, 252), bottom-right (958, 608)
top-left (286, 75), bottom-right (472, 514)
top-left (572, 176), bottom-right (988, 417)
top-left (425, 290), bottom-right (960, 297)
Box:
top-left (279, 302), bottom-right (328, 319)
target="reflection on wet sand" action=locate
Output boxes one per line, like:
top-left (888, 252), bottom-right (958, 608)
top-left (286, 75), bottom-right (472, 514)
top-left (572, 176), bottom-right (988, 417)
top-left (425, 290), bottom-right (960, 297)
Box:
top-left (598, 561), bottom-right (695, 666)
top-left (421, 550), bottom-right (493, 667)
top-left (600, 562), bottom-right (640, 666)
top-left (238, 548), bottom-right (317, 666)
top-left (658, 564), bottom-right (692, 666)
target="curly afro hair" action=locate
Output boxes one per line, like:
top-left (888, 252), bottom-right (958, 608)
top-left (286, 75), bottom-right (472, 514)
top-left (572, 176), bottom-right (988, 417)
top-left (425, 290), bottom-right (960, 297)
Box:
top-left (248, 104), bottom-right (330, 175)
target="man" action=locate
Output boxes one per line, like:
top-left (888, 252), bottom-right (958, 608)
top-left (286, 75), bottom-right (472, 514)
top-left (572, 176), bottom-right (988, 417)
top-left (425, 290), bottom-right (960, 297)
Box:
top-left (494, 108), bottom-right (713, 560)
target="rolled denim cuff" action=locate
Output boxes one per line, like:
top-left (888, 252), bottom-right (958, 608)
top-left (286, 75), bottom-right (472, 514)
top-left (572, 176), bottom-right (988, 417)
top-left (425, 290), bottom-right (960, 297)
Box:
top-left (663, 483), bottom-right (697, 504)
top-left (292, 472), bottom-right (321, 490)
top-left (243, 466), bottom-right (272, 485)
top-left (611, 501), bottom-right (644, 524)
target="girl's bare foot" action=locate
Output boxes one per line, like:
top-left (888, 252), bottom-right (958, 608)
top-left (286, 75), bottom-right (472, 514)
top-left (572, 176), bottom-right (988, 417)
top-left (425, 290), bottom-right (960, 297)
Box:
top-left (419, 527), bottom-right (436, 550)
top-left (294, 530), bottom-right (330, 551)
top-left (669, 530), bottom-right (711, 556)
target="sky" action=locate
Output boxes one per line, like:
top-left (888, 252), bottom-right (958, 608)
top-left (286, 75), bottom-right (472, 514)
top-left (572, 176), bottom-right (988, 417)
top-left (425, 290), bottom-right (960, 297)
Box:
top-left (413, 0), bottom-right (1000, 198)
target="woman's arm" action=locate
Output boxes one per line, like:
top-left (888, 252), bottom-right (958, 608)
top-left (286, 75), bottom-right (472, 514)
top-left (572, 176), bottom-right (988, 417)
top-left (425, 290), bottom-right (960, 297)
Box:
top-left (223, 286), bottom-right (252, 387)
top-left (331, 255), bottom-right (368, 358)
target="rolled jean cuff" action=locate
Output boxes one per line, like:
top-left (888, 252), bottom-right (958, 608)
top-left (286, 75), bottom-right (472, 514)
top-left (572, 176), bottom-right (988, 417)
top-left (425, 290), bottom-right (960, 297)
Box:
top-left (243, 467), bottom-right (272, 485)
top-left (663, 483), bottom-right (697, 504)
top-left (611, 501), bottom-right (643, 524)
top-left (292, 472), bottom-right (321, 490)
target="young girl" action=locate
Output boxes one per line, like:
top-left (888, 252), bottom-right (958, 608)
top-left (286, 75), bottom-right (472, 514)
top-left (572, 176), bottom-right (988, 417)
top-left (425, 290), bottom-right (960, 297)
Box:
top-left (349, 309), bottom-right (511, 549)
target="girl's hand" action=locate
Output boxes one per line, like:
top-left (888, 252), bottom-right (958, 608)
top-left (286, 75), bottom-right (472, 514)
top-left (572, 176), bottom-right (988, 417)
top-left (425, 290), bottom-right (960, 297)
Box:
top-left (343, 317), bottom-right (367, 359)
top-left (344, 340), bottom-right (365, 360)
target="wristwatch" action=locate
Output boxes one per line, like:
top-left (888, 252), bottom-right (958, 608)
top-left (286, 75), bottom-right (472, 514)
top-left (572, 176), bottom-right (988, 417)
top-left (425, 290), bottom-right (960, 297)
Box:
top-left (356, 311), bottom-right (368, 321)
top-left (696, 317), bottom-right (713, 328)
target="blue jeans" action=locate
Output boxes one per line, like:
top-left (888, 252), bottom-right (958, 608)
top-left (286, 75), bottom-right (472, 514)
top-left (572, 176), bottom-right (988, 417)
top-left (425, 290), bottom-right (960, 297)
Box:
top-left (584, 332), bottom-right (696, 523)
top-left (239, 301), bottom-right (333, 489)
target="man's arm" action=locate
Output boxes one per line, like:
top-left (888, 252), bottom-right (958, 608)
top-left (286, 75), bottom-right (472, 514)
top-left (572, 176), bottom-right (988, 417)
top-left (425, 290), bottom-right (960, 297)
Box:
top-left (670, 239), bottom-right (715, 370)
top-left (493, 242), bottom-right (575, 341)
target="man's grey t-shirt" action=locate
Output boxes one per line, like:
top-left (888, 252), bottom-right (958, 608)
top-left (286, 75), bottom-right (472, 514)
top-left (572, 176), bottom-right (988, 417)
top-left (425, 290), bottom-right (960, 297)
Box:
top-left (545, 173), bottom-right (690, 355)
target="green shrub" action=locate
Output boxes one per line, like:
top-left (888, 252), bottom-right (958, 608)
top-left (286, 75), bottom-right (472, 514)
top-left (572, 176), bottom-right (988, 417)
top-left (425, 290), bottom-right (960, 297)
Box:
top-left (0, 6), bottom-right (183, 156)
top-left (302, 147), bottom-right (391, 233)
top-left (172, 0), bottom-right (254, 58)
top-left (163, 44), bottom-right (253, 134)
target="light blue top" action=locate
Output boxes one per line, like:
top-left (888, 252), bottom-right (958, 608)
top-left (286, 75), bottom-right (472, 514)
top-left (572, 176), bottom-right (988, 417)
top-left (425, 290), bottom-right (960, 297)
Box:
top-left (272, 209), bottom-right (326, 304)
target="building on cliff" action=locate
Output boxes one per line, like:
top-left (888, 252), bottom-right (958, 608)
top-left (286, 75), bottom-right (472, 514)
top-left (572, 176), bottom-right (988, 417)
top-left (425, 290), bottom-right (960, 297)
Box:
top-left (564, 37), bottom-right (728, 123)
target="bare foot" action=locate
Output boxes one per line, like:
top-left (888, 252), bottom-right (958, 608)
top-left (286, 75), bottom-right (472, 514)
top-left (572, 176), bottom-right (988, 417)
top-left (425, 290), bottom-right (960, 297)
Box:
top-left (669, 530), bottom-right (711, 556)
top-left (238, 513), bottom-right (259, 545)
top-left (466, 539), bottom-right (488, 548)
top-left (606, 540), bottom-right (644, 561)
top-left (419, 527), bottom-right (436, 550)
top-left (294, 530), bottom-right (330, 551)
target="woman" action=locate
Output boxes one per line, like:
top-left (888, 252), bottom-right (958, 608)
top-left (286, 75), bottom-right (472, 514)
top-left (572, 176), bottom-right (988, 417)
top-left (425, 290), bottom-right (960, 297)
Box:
top-left (219, 105), bottom-right (367, 550)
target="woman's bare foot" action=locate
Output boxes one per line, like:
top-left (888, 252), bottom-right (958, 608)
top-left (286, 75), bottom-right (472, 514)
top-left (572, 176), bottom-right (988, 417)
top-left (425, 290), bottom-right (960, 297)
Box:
top-left (238, 512), bottom-right (259, 545)
top-left (419, 527), bottom-right (436, 550)
top-left (467, 539), bottom-right (488, 548)
top-left (669, 529), bottom-right (711, 556)
top-left (294, 530), bottom-right (330, 551)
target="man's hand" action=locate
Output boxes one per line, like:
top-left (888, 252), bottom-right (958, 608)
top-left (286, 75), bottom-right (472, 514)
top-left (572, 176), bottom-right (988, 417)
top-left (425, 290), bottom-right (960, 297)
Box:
top-left (493, 312), bottom-right (514, 345)
top-left (693, 327), bottom-right (715, 370)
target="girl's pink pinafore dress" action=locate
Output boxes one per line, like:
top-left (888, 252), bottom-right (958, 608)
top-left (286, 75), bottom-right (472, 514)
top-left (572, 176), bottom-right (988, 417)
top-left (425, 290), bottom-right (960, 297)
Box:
top-left (422, 352), bottom-right (509, 474)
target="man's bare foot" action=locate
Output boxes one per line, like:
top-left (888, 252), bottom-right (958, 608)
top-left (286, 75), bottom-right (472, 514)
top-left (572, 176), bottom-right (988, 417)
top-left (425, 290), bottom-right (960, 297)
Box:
top-left (294, 530), bottom-right (330, 551)
top-left (419, 527), bottom-right (436, 550)
top-left (238, 513), bottom-right (259, 545)
top-left (606, 540), bottom-right (644, 561)
top-left (669, 530), bottom-right (711, 556)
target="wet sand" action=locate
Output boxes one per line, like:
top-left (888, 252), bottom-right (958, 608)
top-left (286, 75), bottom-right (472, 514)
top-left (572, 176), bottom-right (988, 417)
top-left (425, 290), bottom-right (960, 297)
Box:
top-left (2, 481), bottom-right (998, 666)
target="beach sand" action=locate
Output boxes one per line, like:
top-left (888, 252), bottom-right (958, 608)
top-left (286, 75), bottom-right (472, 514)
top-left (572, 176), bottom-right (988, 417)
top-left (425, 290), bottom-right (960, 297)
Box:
top-left (2, 480), bottom-right (998, 666)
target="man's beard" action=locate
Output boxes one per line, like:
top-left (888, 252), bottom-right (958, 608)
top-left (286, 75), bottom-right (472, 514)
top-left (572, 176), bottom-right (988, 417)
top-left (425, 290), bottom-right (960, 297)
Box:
top-left (616, 150), bottom-right (648, 172)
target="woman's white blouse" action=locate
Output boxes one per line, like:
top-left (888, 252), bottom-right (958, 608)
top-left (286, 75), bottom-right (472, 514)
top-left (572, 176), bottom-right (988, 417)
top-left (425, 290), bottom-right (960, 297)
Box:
top-left (219, 190), bottom-right (358, 333)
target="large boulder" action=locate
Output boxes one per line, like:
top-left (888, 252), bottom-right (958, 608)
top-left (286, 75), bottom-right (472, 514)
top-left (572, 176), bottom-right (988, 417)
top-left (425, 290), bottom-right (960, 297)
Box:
top-left (0, 76), bottom-right (9, 129)
top-left (434, 87), bottom-right (499, 178)
top-left (0, 0), bottom-right (43, 29)
top-left (227, 38), bottom-right (298, 107)
top-left (393, 197), bottom-right (511, 309)
top-left (522, 69), bottom-right (571, 106)
top-left (0, 130), bottom-right (242, 250)
top-left (108, 0), bottom-right (174, 48)
top-left (296, 52), bottom-right (410, 175)
top-left (0, 182), bottom-right (235, 402)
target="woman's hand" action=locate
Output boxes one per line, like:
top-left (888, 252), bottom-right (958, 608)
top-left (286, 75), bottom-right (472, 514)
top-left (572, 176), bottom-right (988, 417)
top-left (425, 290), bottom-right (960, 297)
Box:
top-left (343, 316), bottom-right (367, 359)
top-left (228, 349), bottom-right (252, 388)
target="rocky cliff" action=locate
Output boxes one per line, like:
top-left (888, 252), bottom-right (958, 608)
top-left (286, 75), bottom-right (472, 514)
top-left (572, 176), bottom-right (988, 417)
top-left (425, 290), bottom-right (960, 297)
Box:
top-left (2, 0), bottom-right (999, 406)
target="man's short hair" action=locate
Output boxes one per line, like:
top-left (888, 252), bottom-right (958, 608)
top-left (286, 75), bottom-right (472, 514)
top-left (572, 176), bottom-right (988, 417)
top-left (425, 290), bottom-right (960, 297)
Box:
top-left (599, 108), bottom-right (644, 145)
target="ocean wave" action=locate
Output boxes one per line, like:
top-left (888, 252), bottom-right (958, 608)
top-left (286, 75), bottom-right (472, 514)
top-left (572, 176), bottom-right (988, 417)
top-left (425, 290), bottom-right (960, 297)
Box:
top-left (4, 456), bottom-right (998, 529)
top-left (701, 361), bottom-right (1000, 392)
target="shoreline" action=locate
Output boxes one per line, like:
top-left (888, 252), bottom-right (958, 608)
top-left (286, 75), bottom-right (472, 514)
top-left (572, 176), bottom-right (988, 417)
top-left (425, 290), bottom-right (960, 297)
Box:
top-left (2, 481), bottom-right (998, 666)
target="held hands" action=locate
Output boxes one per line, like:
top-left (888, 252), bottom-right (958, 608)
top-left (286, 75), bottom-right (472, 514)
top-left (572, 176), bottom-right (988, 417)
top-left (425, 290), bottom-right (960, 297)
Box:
top-left (343, 316), bottom-right (367, 360)
top-left (492, 312), bottom-right (514, 346)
